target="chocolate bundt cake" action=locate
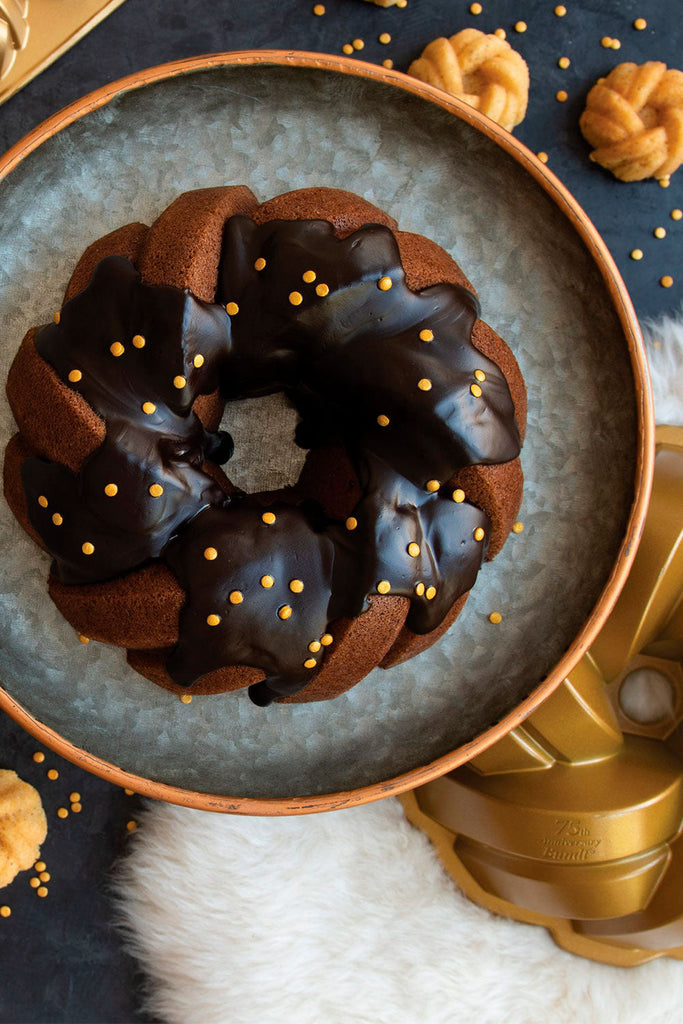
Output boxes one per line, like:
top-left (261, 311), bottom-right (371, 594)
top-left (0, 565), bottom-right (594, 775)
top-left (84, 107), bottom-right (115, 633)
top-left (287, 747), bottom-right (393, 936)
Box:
top-left (4, 186), bottom-right (526, 706)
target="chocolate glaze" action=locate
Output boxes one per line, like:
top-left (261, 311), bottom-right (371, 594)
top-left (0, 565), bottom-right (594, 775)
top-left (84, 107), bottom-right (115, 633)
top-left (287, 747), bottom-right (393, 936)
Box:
top-left (21, 217), bottom-right (521, 705)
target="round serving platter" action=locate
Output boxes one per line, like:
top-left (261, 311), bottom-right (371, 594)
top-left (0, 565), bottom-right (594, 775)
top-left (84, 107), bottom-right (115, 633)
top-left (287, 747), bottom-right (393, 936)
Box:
top-left (0, 51), bottom-right (653, 813)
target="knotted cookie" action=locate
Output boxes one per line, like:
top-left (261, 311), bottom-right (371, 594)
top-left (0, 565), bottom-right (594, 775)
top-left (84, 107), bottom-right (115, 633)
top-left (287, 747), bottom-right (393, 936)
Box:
top-left (408, 29), bottom-right (529, 132)
top-left (0, 770), bottom-right (47, 888)
top-left (580, 61), bottom-right (683, 182)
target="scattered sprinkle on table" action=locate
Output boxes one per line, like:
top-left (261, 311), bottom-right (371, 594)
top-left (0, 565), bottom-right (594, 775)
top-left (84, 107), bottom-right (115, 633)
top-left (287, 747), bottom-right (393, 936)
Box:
top-left (36, 887), bottom-right (48, 898)
top-left (71, 803), bottom-right (82, 813)
top-left (57, 807), bottom-right (68, 819)
top-left (352, 38), bottom-right (364, 51)
top-left (126, 820), bottom-right (137, 832)
top-left (514, 21), bottom-right (527, 33)
top-left (469, 2), bottom-right (482, 13)
top-left (537, 151), bottom-right (549, 163)
top-left (630, 248), bottom-right (644, 260)
top-left (124, 789), bottom-right (134, 796)
top-left (660, 276), bottom-right (674, 288)
top-left (342, 43), bottom-right (353, 55)
top-left (0, 906), bottom-right (10, 918)
top-left (383, 59), bottom-right (394, 69)
top-left (47, 769), bottom-right (58, 780)
top-left (554, 5), bottom-right (567, 15)
top-left (654, 226), bottom-right (667, 238)
top-left (633, 17), bottom-right (647, 29)
top-left (671, 209), bottom-right (682, 220)
top-left (379, 32), bottom-right (391, 44)
top-left (32, 752), bottom-right (45, 763)
top-left (558, 56), bottom-right (570, 69)
top-left (313, 3), bottom-right (325, 13)
top-left (659, 177), bottom-right (671, 188)
top-left (512, 521), bottom-right (525, 534)
top-left (489, 612), bottom-right (503, 624)
top-left (494, 28), bottom-right (506, 39)
top-left (69, 792), bottom-right (80, 803)
top-left (556, 90), bottom-right (568, 102)
top-left (34, 861), bottom-right (46, 872)
top-left (29, 877), bottom-right (40, 888)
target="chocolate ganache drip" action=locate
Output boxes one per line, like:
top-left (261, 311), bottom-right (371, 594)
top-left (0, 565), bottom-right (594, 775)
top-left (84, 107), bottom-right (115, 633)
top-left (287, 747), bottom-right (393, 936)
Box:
top-left (22, 216), bottom-right (521, 705)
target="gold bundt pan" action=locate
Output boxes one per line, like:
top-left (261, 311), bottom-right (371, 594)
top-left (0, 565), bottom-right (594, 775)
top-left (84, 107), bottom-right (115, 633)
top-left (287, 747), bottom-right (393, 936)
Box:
top-left (403, 425), bottom-right (683, 966)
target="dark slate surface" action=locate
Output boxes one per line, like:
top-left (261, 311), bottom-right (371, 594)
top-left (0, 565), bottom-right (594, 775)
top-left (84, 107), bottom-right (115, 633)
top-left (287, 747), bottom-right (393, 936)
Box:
top-left (0, 1), bottom-right (681, 1021)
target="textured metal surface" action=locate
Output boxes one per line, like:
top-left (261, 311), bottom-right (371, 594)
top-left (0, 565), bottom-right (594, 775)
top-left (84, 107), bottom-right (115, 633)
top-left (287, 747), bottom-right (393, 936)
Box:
top-left (406, 427), bottom-right (683, 965)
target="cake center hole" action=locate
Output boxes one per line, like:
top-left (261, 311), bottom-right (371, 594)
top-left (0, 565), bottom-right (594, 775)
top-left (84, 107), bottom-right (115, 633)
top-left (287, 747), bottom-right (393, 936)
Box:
top-left (220, 392), bottom-right (307, 494)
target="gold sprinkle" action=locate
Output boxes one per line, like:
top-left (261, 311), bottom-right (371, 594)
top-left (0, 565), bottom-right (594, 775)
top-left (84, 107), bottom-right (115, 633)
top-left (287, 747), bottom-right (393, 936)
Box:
top-left (226, 301), bottom-right (239, 316)
top-left (378, 276), bottom-right (393, 291)
top-left (452, 488), bottom-right (466, 503)
top-left (32, 752), bottom-right (45, 764)
top-left (132, 334), bottom-right (146, 349)
top-left (304, 658), bottom-right (317, 669)
top-left (415, 582), bottom-right (425, 597)
top-left (611, 38), bottom-right (621, 49)
top-left (30, 877), bottom-right (40, 888)
top-left (34, 861), bottom-right (46, 872)
top-left (39, 872), bottom-right (50, 882)
top-left (57, 808), bottom-right (68, 819)
top-left (558, 56), bottom-right (570, 69)
top-left (654, 226), bottom-right (667, 239)
top-left (320, 633), bottom-right (334, 646)
top-left (474, 369), bottom-right (486, 382)
top-left (469, 1), bottom-right (482, 13)
top-left (206, 614), bottom-right (221, 626)
top-left (345, 517), bottom-right (358, 531)
top-left (382, 59), bottom-right (394, 69)
top-left (104, 483), bottom-right (118, 497)
top-left (377, 414), bottom-right (390, 427)
top-left (82, 542), bottom-right (95, 556)
top-left (417, 378), bottom-right (432, 391)
top-left (124, 789), bottom-right (134, 796)
top-left (660, 275), bottom-right (674, 288)
top-left (512, 520), bottom-right (525, 534)
top-left (537, 151), bottom-right (549, 163)
top-left (54, 311), bottom-right (61, 324)
top-left (493, 27), bottom-right (506, 39)
top-left (193, 354), bottom-right (205, 368)
top-left (426, 480), bottom-right (440, 493)
top-left (315, 283), bottom-right (330, 297)
top-left (68, 369), bottom-right (82, 383)
top-left (308, 640), bottom-right (322, 653)
top-left (69, 793), bottom-right (80, 803)
top-left (38, 495), bottom-right (48, 508)
top-left (229, 590), bottom-right (244, 605)
top-left (126, 820), bottom-right (137, 833)
top-left (149, 484), bottom-right (164, 498)
top-left (407, 542), bottom-right (421, 558)
top-left (302, 270), bottom-right (317, 283)
top-left (313, 3), bottom-right (325, 13)
top-left (78, 634), bottom-right (90, 644)
top-left (173, 375), bottom-right (187, 389)
top-left (659, 177), bottom-right (671, 188)
top-left (489, 611), bottom-right (503, 624)
top-left (600, 36), bottom-right (613, 48)
top-left (204, 547), bottom-right (218, 561)
top-left (419, 329), bottom-right (434, 342)
top-left (342, 43), bottom-right (353, 55)
top-left (142, 401), bottom-right (156, 415)
top-left (670, 209), bottom-right (683, 220)
top-left (289, 291), bottom-right (304, 306)
top-left (474, 527), bottom-right (486, 541)
top-left (254, 257), bottom-right (267, 271)
top-left (289, 579), bottom-right (304, 594)
top-left (180, 694), bottom-right (192, 704)
top-left (110, 342), bottom-right (125, 357)
top-left (514, 21), bottom-right (527, 33)
top-left (51, 513), bottom-right (63, 526)
top-left (379, 31), bottom-right (391, 43)
top-left (633, 17), bottom-right (647, 29)
top-left (377, 580), bottom-right (391, 594)
top-left (630, 249), bottom-right (644, 261)
top-left (36, 886), bottom-right (48, 898)
top-left (396, 0), bottom-right (407, 6)
top-left (71, 805), bottom-right (82, 814)
top-left (470, 383), bottom-right (483, 398)
top-left (352, 38), bottom-right (364, 50)
top-left (556, 90), bottom-right (568, 102)
top-left (425, 586), bottom-right (437, 600)
top-left (260, 575), bottom-right (275, 589)
top-left (262, 512), bottom-right (276, 525)
top-left (278, 605), bottom-right (293, 620)
top-left (554, 4), bottom-right (567, 15)
top-left (0, 906), bottom-right (11, 917)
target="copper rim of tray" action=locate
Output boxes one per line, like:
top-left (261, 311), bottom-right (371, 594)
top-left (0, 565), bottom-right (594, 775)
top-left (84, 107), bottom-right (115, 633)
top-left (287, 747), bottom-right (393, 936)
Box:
top-left (0, 50), bottom-right (655, 815)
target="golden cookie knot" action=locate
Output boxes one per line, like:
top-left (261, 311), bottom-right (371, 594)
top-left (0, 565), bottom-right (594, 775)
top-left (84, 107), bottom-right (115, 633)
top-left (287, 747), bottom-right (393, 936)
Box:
top-left (580, 61), bottom-right (683, 181)
top-left (0, 770), bottom-right (47, 889)
top-left (408, 29), bottom-right (529, 132)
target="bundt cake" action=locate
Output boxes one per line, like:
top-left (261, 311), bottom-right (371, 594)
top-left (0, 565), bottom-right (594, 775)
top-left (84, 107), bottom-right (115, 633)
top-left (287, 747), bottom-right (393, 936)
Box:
top-left (3, 186), bottom-right (526, 706)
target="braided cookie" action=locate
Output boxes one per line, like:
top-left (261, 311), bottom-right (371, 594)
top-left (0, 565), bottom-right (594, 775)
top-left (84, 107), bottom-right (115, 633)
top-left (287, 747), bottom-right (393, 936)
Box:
top-left (408, 29), bottom-right (529, 132)
top-left (4, 187), bottom-right (525, 706)
top-left (0, 771), bottom-right (47, 889)
top-left (580, 61), bottom-right (683, 182)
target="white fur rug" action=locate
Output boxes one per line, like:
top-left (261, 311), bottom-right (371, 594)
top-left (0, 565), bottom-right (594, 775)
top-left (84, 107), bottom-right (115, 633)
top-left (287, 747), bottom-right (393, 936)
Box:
top-left (113, 313), bottom-right (683, 1024)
